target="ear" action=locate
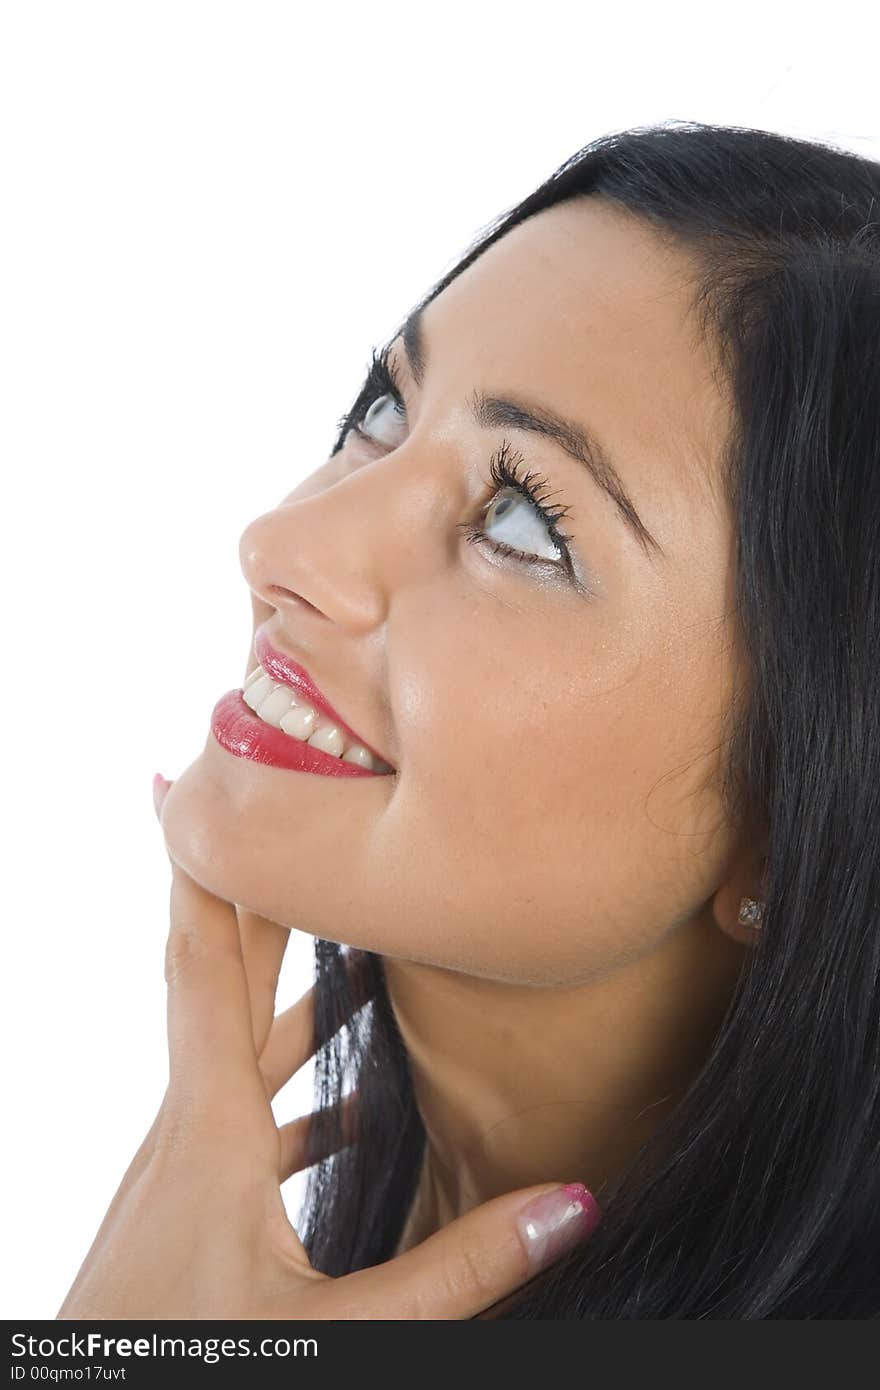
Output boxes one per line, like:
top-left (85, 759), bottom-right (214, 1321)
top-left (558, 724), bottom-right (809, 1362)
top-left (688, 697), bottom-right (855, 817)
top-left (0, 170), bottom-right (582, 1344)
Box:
top-left (710, 831), bottom-right (769, 948)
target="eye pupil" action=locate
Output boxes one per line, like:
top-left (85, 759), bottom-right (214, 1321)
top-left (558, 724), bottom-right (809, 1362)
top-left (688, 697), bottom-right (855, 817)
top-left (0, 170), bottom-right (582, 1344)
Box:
top-left (481, 484), bottom-right (564, 568)
top-left (490, 494), bottom-right (514, 521)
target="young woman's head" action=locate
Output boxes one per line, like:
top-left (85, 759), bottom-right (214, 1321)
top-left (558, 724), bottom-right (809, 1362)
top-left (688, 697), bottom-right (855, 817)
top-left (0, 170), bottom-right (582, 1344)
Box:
top-left (164, 191), bottom-right (760, 985)
top-left (160, 120), bottom-right (880, 1316)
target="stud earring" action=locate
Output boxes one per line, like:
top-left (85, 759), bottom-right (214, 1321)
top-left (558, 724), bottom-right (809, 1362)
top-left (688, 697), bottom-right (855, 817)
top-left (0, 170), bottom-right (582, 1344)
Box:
top-left (738, 897), bottom-right (766, 929)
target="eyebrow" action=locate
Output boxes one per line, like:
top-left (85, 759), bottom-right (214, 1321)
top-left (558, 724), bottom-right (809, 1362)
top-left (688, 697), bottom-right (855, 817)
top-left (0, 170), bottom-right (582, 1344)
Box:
top-left (398, 304), bottom-right (664, 562)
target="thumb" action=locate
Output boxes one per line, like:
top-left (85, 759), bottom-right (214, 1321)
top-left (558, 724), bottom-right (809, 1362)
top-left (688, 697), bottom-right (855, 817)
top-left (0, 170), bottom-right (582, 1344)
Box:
top-left (357, 1182), bottom-right (602, 1320)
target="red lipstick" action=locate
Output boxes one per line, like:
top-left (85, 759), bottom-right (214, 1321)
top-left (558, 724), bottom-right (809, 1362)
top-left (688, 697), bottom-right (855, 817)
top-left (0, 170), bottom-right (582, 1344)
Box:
top-left (253, 628), bottom-right (390, 763)
top-left (209, 629), bottom-right (394, 778)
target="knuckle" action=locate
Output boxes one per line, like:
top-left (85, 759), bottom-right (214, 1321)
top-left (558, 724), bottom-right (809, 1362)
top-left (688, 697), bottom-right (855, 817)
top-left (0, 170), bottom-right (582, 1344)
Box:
top-left (164, 927), bottom-right (200, 986)
top-left (164, 920), bottom-right (240, 988)
top-left (441, 1242), bottom-right (494, 1306)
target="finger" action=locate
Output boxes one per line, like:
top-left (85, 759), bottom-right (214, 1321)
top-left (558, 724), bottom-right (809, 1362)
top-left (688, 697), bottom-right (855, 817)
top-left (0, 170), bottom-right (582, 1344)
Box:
top-left (258, 987), bottom-right (316, 1098)
top-left (337, 1182), bottom-right (602, 1320)
top-left (153, 780), bottom-right (291, 1054)
top-left (164, 860), bottom-right (266, 1115)
top-left (278, 1090), bottom-right (360, 1181)
top-left (258, 957), bottom-right (375, 1101)
top-left (237, 907), bottom-right (290, 1055)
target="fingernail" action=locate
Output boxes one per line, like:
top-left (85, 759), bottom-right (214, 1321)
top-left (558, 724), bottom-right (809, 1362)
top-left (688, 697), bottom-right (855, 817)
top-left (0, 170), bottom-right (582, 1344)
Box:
top-left (152, 772), bottom-right (171, 820)
top-left (516, 1183), bottom-right (602, 1276)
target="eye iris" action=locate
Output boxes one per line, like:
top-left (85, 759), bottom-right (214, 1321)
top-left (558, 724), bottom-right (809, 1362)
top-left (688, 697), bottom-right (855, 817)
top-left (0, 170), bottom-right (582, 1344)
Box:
top-left (483, 487), bottom-right (561, 563)
top-left (363, 395), bottom-right (390, 428)
top-left (359, 393), bottom-right (406, 445)
top-left (488, 494), bottom-right (515, 522)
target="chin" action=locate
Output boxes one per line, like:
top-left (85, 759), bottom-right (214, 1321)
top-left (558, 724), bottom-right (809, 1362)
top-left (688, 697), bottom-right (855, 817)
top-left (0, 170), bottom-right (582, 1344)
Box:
top-left (156, 752), bottom-right (248, 901)
top-left (153, 750), bottom-right (346, 946)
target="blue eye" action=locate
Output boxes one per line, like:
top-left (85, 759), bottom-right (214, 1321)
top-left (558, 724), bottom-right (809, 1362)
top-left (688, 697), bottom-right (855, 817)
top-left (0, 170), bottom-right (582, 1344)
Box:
top-left (457, 439), bottom-right (575, 575)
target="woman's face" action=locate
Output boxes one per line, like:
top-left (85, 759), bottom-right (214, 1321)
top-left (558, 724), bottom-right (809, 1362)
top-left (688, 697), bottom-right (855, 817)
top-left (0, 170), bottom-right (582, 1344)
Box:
top-left (161, 194), bottom-right (747, 987)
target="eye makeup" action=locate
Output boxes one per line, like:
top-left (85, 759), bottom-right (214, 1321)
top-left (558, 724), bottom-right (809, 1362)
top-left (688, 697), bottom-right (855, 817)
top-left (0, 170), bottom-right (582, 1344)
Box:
top-left (332, 343), bottom-right (593, 596)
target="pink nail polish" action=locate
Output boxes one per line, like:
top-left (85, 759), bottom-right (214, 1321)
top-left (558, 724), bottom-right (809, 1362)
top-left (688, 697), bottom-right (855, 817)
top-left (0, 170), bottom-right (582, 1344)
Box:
top-left (516, 1182), bottom-right (602, 1276)
top-left (152, 772), bottom-right (171, 818)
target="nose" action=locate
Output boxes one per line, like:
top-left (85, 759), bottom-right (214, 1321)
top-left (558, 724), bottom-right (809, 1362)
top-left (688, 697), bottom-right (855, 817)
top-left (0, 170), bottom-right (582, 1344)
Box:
top-left (238, 444), bottom-right (452, 634)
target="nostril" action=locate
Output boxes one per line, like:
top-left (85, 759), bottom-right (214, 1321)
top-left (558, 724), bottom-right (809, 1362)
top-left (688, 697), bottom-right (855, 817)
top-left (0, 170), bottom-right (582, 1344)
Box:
top-left (269, 585), bottom-right (323, 615)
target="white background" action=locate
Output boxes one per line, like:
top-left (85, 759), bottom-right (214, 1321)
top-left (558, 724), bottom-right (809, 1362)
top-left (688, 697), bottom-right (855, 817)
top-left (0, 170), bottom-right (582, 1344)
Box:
top-left (1, 1), bottom-right (877, 1319)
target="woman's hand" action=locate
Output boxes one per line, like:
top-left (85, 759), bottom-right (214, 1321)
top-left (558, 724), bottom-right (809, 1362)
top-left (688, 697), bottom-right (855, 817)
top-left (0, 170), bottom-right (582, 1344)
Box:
top-left (56, 777), bottom-right (601, 1321)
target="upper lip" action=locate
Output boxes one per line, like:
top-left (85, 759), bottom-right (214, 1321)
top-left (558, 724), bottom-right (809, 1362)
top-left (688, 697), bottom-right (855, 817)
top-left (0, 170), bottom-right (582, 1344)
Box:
top-left (252, 627), bottom-right (395, 770)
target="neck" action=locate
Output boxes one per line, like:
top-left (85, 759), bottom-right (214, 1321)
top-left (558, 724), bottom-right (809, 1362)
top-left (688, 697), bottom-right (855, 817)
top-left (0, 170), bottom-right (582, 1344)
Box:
top-left (383, 913), bottom-right (745, 1254)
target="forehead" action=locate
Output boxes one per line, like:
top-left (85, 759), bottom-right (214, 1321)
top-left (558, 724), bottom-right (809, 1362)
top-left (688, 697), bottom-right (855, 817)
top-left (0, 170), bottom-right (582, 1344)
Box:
top-left (419, 196), bottom-right (732, 534)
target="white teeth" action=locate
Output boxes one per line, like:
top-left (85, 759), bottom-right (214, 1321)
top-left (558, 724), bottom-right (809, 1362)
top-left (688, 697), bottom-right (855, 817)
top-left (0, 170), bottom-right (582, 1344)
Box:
top-left (242, 673), bottom-right (275, 711)
top-left (254, 684), bottom-right (296, 728)
top-left (341, 743), bottom-right (375, 768)
top-left (305, 721), bottom-right (345, 757)
top-left (279, 703), bottom-right (318, 739)
top-left (239, 661), bottom-right (393, 773)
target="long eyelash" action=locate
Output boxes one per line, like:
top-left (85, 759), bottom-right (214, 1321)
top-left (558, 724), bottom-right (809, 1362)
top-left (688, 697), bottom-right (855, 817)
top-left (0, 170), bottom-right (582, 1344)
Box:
top-left (335, 344), bottom-right (405, 441)
top-left (335, 360), bottom-right (576, 577)
top-left (457, 438), bottom-right (576, 571)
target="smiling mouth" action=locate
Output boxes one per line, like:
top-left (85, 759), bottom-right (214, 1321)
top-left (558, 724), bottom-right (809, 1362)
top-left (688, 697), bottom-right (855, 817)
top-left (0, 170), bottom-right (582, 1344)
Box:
top-left (238, 663), bottom-right (395, 774)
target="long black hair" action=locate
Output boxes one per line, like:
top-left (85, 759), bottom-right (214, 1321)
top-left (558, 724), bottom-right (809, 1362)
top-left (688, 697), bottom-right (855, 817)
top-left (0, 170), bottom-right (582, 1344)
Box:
top-left (295, 120), bottom-right (880, 1317)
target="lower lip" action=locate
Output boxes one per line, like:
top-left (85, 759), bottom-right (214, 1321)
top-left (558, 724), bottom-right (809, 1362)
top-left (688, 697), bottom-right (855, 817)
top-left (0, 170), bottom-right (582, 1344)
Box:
top-left (209, 689), bottom-right (389, 777)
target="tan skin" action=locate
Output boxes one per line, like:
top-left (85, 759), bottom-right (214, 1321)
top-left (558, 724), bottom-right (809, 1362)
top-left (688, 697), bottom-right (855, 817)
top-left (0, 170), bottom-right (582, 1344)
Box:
top-left (58, 855), bottom-right (589, 1318)
top-left (59, 195), bottom-right (765, 1318)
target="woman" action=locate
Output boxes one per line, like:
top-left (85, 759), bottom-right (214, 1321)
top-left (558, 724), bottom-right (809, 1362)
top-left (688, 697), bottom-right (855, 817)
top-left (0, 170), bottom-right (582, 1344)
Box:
top-left (59, 119), bottom-right (880, 1319)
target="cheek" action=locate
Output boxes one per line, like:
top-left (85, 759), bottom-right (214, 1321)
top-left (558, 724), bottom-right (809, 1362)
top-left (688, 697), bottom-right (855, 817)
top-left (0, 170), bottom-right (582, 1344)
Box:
top-left (362, 606), bottom-right (736, 985)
